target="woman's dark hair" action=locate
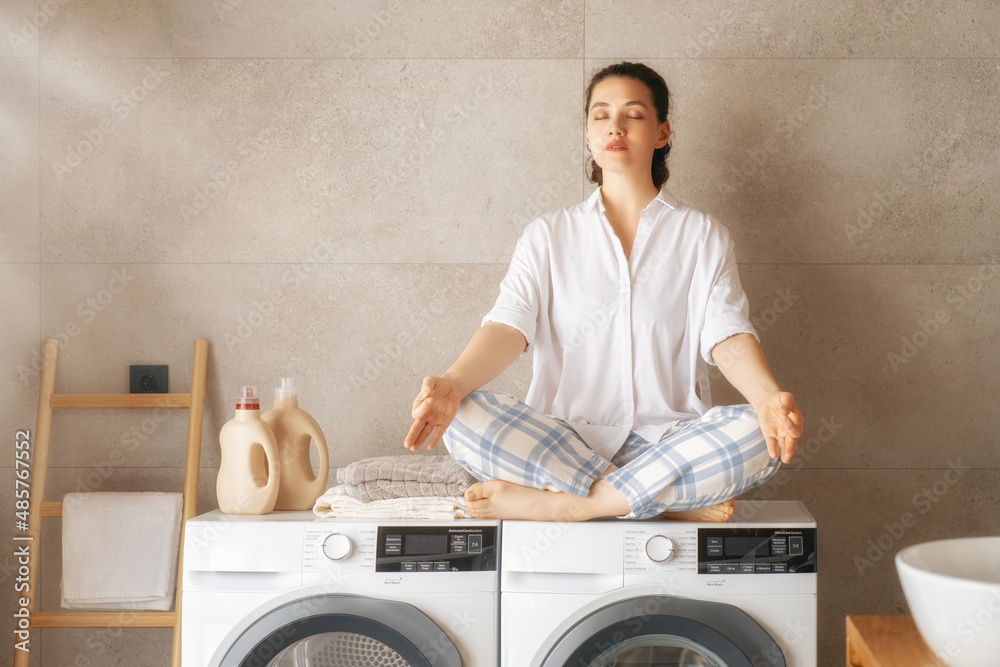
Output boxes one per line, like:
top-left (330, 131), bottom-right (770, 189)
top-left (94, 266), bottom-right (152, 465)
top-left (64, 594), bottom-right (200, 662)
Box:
top-left (585, 61), bottom-right (672, 188)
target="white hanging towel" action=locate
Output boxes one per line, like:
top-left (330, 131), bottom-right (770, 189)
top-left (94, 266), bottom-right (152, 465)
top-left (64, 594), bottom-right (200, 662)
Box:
top-left (61, 492), bottom-right (183, 611)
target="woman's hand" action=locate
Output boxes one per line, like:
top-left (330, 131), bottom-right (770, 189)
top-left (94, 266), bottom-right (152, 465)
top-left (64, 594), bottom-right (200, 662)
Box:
top-left (404, 375), bottom-right (465, 451)
top-left (754, 391), bottom-right (803, 464)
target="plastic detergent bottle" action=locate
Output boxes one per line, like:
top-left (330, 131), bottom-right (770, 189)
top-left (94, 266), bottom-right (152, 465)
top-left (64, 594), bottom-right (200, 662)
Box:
top-left (217, 386), bottom-right (281, 515)
top-left (261, 378), bottom-right (330, 511)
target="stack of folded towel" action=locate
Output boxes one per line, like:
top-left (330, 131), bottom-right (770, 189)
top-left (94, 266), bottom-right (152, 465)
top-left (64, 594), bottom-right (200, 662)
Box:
top-left (61, 492), bottom-right (183, 611)
top-left (314, 455), bottom-right (475, 520)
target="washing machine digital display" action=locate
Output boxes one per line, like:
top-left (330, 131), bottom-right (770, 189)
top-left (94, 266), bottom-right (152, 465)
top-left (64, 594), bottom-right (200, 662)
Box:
top-left (375, 526), bottom-right (497, 573)
top-left (698, 527), bottom-right (817, 574)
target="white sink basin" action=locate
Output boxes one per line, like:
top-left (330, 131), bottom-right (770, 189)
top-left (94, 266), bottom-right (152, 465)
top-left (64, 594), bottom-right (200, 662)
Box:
top-left (896, 537), bottom-right (1000, 667)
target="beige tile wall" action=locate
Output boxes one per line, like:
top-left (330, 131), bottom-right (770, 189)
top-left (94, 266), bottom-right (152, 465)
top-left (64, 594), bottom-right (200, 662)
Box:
top-left (2, 1), bottom-right (998, 665)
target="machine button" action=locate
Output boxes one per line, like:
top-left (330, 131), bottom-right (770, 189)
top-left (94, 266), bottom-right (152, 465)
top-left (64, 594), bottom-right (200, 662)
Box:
top-left (468, 535), bottom-right (483, 554)
top-left (322, 533), bottom-right (353, 561)
top-left (645, 535), bottom-right (675, 562)
top-left (724, 563), bottom-right (739, 574)
top-left (707, 546), bottom-right (723, 556)
top-left (435, 561), bottom-right (449, 571)
top-left (707, 537), bottom-right (723, 548)
top-left (418, 562), bottom-right (433, 572)
top-left (707, 564), bottom-right (722, 574)
top-left (772, 563), bottom-right (788, 573)
top-left (401, 562), bottom-right (416, 572)
top-left (451, 544), bottom-right (466, 553)
top-left (740, 563), bottom-right (755, 574)
top-left (755, 563), bottom-right (772, 573)
top-left (788, 536), bottom-right (804, 556)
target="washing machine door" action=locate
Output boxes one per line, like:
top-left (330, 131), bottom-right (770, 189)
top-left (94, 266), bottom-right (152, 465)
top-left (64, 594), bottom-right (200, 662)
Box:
top-left (215, 593), bottom-right (462, 667)
top-left (540, 596), bottom-right (785, 667)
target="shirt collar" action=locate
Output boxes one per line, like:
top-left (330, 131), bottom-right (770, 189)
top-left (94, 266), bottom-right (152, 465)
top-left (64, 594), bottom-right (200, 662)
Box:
top-left (587, 185), bottom-right (680, 213)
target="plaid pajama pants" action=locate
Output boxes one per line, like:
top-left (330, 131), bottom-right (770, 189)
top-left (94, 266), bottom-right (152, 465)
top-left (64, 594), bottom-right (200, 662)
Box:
top-left (442, 391), bottom-right (782, 519)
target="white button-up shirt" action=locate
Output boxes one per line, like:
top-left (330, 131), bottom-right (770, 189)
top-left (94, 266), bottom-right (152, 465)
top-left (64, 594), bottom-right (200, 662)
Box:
top-left (483, 186), bottom-right (758, 460)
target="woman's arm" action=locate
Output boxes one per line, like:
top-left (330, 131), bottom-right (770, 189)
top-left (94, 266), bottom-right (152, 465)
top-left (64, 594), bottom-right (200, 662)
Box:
top-left (711, 333), bottom-right (804, 463)
top-left (404, 321), bottom-right (527, 451)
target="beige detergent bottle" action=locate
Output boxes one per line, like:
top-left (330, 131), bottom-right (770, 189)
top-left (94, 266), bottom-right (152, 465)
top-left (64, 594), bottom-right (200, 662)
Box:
top-left (262, 378), bottom-right (330, 510)
top-left (217, 386), bottom-right (281, 515)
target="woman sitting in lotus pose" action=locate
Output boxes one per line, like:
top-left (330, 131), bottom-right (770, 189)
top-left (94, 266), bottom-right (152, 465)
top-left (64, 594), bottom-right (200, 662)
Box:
top-left (404, 61), bottom-right (803, 523)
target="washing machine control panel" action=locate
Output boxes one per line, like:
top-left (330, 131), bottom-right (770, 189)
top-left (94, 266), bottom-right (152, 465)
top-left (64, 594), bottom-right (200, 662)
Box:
top-left (303, 527), bottom-right (377, 571)
top-left (624, 527), bottom-right (698, 572)
top-left (374, 526), bottom-right (497, 573)
top-left (697, 527), bottom-right (817, 574)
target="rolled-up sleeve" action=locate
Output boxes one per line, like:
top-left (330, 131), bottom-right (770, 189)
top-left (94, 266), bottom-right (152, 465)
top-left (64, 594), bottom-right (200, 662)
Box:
top-left (699, 234), bottom-right (759, 364)
top-left (481, 223), bottom-right (543, 350)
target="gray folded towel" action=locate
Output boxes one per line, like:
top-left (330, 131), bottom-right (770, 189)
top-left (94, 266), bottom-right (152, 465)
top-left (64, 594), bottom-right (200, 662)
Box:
top-left (335, 455), bottom-right (476, 502)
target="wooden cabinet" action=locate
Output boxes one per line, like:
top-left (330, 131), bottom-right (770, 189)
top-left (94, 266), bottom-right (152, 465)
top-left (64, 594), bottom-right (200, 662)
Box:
top-left (846, 615), bottom-right (946, 667)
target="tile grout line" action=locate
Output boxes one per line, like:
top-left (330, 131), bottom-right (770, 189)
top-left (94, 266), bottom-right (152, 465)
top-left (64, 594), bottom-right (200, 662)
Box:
top-left (11, 56), bottom-right (1000, 61)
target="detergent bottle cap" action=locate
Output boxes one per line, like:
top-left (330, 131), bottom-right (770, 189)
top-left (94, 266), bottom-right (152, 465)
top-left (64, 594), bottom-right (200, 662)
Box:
top-left (274, 377), bottom-right (298, 399)
top-left (236, 386), bottom-right (260, 409)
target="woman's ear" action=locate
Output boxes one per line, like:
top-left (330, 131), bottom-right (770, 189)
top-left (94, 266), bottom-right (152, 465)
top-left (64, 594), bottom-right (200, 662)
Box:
top-left (655, 121), bottom-right (671, 149)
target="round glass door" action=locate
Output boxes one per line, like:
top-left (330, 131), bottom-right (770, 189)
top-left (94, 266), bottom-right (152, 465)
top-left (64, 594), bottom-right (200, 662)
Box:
top-left (590, 635), bottom-right (726, 667)
top-left (217, 594), bottom-right (462, 667)
top-left (267, 630), bottom-right (411, 666)
top-left (542, 596), bottom-right (785, 667)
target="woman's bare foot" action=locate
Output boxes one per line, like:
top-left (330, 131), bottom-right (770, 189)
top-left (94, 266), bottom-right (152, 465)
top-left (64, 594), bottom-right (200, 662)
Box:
top-left (464, 478), bottom-right (630, 521)
top-left (658, 499), bottom-right (735, 523)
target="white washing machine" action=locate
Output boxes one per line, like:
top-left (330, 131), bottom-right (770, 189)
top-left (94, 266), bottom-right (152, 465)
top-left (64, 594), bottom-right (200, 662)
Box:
top-left (182, 511), bottom-right (500, 666)
top-left (501, 501), bottom-right (817, 666)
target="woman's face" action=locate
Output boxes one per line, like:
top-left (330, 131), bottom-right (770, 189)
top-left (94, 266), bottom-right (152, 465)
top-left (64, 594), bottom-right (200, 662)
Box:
top-left (586, 77), bottom-right (670, 183)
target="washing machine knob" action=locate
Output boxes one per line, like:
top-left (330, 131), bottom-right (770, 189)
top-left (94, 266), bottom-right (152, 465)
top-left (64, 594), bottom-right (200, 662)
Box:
top-left (322, 533), bottom-right (353, 560)
top-left (645, 535), bottom-right (675, 562)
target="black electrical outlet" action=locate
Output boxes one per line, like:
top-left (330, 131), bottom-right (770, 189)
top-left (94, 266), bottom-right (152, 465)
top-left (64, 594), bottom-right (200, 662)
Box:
top-left (130, 365), bottom-right (168, 393)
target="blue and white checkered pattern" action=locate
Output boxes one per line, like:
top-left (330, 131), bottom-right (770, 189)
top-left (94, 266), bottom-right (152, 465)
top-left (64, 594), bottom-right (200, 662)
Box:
top-left (443, 391), bottom-right (781, 519)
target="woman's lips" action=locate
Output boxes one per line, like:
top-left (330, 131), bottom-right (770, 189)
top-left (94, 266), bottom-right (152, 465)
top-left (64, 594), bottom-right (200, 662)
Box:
top-left (605, 141), bottom-right (628, 150)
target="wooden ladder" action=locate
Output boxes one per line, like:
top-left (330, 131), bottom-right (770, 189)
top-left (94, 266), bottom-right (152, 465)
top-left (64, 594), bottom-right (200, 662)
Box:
top-left (15, 339), bottom-right (208, 667)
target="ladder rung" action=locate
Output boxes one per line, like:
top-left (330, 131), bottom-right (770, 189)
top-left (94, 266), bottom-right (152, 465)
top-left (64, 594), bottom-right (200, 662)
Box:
top-left (50, 393), bottom-right (192, 409)
top-left (41, 502), bottom-right (62, 517)
top-left (31, 611), bottom-right (176, 628)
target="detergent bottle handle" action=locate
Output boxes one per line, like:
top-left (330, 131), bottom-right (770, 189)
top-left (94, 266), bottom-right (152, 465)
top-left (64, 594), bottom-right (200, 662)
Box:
top-left (260, 434), bottom-right (281, 494)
